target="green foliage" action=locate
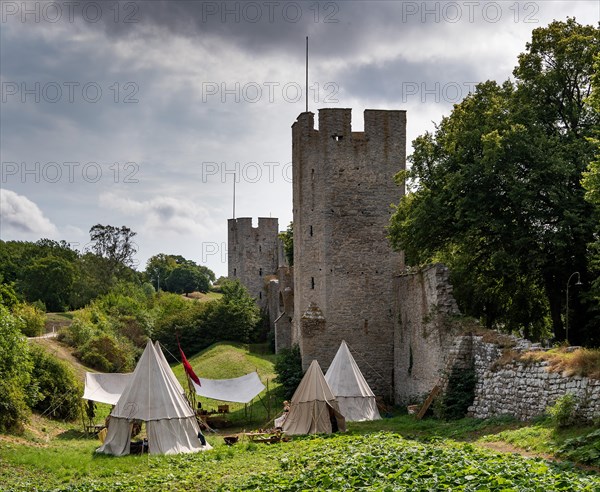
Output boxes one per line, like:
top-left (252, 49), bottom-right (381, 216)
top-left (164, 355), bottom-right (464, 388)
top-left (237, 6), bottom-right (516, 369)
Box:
top-left (274, 344), bottom-right (303, 400)
top-left (389, 20), bottom-right (600, 344)
top-left (278, 221), bottom-right (293, 266)
top-left (153, 301), bottom-right (215, 357)
top-left (435, 367), bottom-right (477, 420)
top-left (0, 280), bottom-right (20, 309)
top-left (558, 428), bottom-right (600, 465)
top-left (146, 253), bottom-right (215, 294)
top-left (547, 393), bottom-right (579, 428)
top-left (205, 279), bottom-right (261, 343)
top-left (235, 433), bottom-right (599, 491)
top-left (89, 224), bottom-right (137, 269)
top-left (12, 303), bottom-right (46, 337)
top-left (19, 255), bottom-right (76, 312)
top-left (28, 344), bottom-right (81, 421)
top-left (77, 333), bottom-right (137, 372)
top-left (0, 305), bottom-right (33, 433)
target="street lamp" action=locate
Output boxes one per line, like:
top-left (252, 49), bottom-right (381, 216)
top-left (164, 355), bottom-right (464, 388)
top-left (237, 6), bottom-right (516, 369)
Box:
top-left (565, 271), bottom-right (583, 344)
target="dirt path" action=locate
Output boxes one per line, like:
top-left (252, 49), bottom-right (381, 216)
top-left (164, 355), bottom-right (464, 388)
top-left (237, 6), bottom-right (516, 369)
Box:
top-left (28, 337), bottom-right (90, 382)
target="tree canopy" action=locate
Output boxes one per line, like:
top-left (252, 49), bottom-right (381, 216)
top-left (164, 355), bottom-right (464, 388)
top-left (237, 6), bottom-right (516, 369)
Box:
top-left (389, 19), bottom-right (600, 344)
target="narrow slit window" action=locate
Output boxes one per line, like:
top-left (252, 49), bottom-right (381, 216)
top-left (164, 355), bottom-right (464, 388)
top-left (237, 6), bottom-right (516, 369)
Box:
top-left (311, 277), bottom-right (315, 289)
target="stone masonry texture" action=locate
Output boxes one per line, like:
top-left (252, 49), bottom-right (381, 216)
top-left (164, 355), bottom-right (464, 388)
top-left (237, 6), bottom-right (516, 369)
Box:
top-left (227, 217), bottom-right (279, 310)
top-left (291, 108), bottom-right (406, 398)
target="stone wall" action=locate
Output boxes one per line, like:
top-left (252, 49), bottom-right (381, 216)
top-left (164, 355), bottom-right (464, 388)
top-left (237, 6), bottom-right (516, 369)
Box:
top-left (394, 264), bottom-right (461, 404)
top-left (291, 108), bottom-right (406, 397)
top-left (227, 217), bottom-right (279, 309)
top-left (468, 340), bottom-right (600, 422)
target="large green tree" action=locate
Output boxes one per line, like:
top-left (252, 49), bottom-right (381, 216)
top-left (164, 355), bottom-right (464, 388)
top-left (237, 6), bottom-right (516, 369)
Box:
top-left (389, 19), bottom-right (599, 343)
top-left (19, 256), bottom-right (76, 312)
top-left (582, 53), bottom-right (600, 316)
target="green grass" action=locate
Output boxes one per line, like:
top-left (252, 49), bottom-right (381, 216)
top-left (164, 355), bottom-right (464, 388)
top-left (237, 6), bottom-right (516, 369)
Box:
top-left (478, 417), bottom-right (600, 455)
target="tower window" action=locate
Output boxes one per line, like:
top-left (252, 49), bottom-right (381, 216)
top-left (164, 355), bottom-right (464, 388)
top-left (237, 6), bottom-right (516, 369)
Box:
top-left (259, 292), bottom-right (262, 299)
top-left (259, 245), bottom-right (262, 252)
top-left (259, 268), bottom-right (263, 276)
top-left (310, 225), bottom-right (313, 236)
top-left (311, 277), bottom-right (315, 289)
top-left (233, 268), bottom-right (237, 276)
top-left (331, 134), bottom-right (343, 141)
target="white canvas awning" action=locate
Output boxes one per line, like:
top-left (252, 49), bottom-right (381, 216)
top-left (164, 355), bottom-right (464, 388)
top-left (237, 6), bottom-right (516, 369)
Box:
top-left (83, 372), bottom-right (133, 405)
top-left (190, 372), bottom-right (265, 403)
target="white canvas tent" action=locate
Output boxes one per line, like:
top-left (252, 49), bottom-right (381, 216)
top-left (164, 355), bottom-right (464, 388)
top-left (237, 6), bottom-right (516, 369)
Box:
top-left (96, 341), bottom-right (211, 456)
top-left (282, 359), bottom-right (346, 435)
top-left (325, 340), bottom-right (381, 422)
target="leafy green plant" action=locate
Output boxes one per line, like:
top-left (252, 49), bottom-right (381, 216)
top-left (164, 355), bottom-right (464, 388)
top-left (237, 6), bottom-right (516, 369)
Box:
top-left (29, 345), bottom-right (82, 421)
top-left (274, 344), bottom-right (303, 400)
top-left (13, 303), bottom-right (46, 337)
top-left (558, 429), bottom-right (600, 466)
top-left (547, 393), bottom-right (579, 428)
top-left (0, 305), bottom-right (33, 433)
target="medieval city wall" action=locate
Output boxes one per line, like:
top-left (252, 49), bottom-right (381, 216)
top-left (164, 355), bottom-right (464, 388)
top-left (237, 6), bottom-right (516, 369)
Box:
top-left (394, 264), bottom-right (461, 404)
top-left (395, 265), bottom-right (600, 421)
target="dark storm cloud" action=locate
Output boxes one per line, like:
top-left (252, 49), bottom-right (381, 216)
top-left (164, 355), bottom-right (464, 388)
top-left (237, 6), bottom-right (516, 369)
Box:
top-left (338, 55), bottom-right (482, 104)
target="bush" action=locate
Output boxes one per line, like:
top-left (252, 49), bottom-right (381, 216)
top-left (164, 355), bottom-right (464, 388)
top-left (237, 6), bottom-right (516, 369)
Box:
top-left (13, 303), bottom-right (46, 337)
top-left (435, 366), bottom-right (477, 420)
top-left (77, 333), bottom-right (137, 373)
top-left (547, 393), bottom-right (579, 428)
top-left (29, 344), bottom-right (81, 420)
top-left (153, 301), bottom-right (216, 359)
top-left (0, 305), bottom-right (33, 433)
top-left (274, 344), bottom-right (304, 400)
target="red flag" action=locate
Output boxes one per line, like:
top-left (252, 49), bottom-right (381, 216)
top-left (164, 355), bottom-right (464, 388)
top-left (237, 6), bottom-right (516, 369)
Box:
top-left (178, 343), bottom-right (201, 386)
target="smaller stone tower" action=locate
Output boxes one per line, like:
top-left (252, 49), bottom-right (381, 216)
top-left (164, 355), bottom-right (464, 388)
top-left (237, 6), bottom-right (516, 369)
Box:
top-left (227, 217), bottom-right (279, 309)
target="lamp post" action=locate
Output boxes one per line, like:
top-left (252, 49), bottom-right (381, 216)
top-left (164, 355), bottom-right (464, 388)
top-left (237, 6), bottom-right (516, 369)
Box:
top-left (565, 271), bottom-right (582, 344)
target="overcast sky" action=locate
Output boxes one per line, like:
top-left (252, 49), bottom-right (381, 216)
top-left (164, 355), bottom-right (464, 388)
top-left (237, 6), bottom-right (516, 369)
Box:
top-left (1, 0), bottom-right (598, 278)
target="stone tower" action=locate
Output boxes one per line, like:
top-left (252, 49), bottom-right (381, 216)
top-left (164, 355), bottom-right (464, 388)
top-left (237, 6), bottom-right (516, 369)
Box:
top-left (291, 108), bottom-right (406, 397)
top-left (227, 217), bottom-right (279, 309)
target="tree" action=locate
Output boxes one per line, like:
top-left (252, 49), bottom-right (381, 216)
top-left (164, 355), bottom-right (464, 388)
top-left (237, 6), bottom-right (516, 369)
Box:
top-left (145, 253), bottom-right (178, 291)
top-left (19, 256), bottom-right (76, 312)
top-left (279, 222), bottom-right (294, 266)
top-left (582, 53), bottom-right (600, 331)
top-left (389, 20), bottom-right (600, 343)
top-left (146, 254), bottom-right (214, 294)
top-left (204, 279), bottom-right (260, 343)
top-left (166, 266), bottom-right (201, 295)
top-left (89, 224), bottom-right (137, 268)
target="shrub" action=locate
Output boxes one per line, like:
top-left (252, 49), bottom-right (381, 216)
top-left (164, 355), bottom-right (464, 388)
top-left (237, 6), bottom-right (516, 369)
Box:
top-left (0, 305), bottom-right (33, 433)
top-left (13, 303), bottom-right (46, 337)
top-left (274, 344), bottom-right (303, 400)
top-left (77, 333), bottom-right (137, 372)
top-left (547, 393), bottom-right (579, 428)
top-left (29, 344), bottom-right (81, 420)
top-left (435, 366), bottom-right (477, 420)
top-left (153, 301), bottom-right (215, 359)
